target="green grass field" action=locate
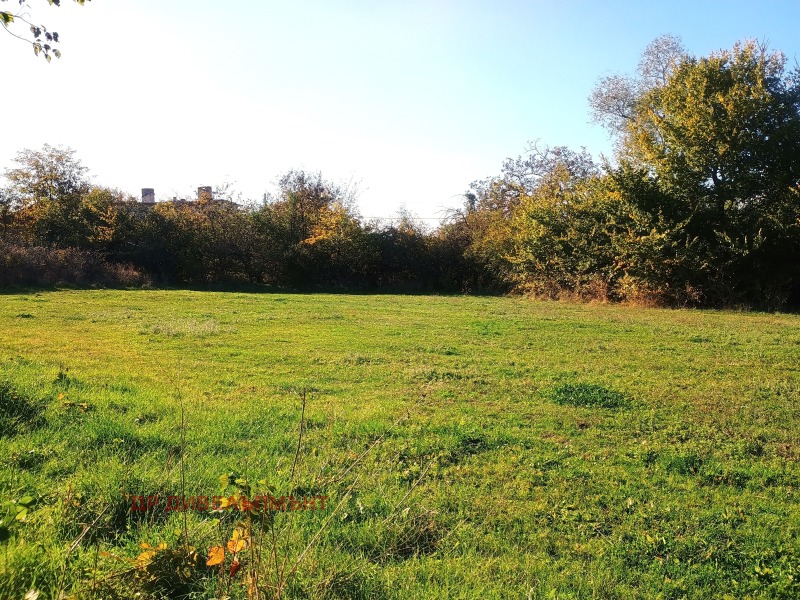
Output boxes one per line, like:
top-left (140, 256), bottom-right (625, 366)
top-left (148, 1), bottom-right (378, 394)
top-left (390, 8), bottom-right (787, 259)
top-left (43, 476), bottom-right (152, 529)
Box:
top-left (1, 290), bottom-right (799, 599)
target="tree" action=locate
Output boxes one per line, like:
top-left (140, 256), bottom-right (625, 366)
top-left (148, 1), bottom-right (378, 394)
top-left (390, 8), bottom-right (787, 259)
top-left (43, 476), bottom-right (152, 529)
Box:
top-left (460, 144), bottom-right (599, 292)
top-left (271, 169), bottom-right (349, 244)
top-left (3, 144), bottom-right (92, 246)
top-left (4, 144), bottom-right (88, 207)
top-left (592, 37), bottom-right (800, 306)
top-left (502, 148), bottom-right (619, 299)
top-left (589, 34), bottom-right (687, 153)
top-left (0, 187), bottom-right (13, 240)
top-left (469, 142), bottom-right (597, 215)
top-left (1, 0), bottom-right (89, 61)
top-left (248, 170), bottom-right (369, 286)
top-left (631, 41), bottom-right (800, 211)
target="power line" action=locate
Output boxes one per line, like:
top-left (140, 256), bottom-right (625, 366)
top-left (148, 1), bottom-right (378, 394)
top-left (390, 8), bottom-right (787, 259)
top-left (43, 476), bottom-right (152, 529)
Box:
top-left (362, 216), bottom-right (445, 221)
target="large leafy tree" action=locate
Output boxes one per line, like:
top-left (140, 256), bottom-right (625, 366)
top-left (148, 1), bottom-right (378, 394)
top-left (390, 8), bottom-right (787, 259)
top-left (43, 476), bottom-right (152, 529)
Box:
top-left (626, 41), bottom-right (800, 218)
top-left (592, 38), bottom-right (800, 306)
top-left (4, 144), bottom-right (88, 208)
top-left (3, 144), bottom-right (92, 246)
top-left (1, 0), bottom-right (89, 61)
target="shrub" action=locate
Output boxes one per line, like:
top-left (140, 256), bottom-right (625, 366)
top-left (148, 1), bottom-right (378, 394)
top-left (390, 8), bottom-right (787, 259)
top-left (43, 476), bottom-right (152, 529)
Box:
top-left (0, 242), bottom-right (150, 287)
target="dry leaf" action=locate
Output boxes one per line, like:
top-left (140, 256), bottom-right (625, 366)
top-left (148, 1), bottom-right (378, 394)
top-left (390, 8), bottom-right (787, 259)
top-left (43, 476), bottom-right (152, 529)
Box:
top-left (206, 545), bottom-right (225, 566)
top-left (229, 559), bottom-right (241, 577)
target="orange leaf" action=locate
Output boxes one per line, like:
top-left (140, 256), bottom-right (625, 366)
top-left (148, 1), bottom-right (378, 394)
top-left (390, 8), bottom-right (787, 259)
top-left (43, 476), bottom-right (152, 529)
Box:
top-left (232, 527), bottom-right (249, 542)
top-left (227, 538), bottom-right (246, 554)
top-left (206, 545), bottom-right (225, 566)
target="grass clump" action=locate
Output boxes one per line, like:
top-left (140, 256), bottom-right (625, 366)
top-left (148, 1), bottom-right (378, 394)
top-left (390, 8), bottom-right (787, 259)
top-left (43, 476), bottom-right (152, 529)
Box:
top-left (549, 382), bottom-right (631, 409)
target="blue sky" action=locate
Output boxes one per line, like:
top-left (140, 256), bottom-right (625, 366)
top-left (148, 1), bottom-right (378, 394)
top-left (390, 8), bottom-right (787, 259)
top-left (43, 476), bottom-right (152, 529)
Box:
top-left (2, 0), bottom-right (799, 219)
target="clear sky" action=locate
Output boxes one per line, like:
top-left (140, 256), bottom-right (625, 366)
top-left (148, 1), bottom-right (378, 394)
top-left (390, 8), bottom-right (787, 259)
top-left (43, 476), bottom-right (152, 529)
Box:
top-left (2, 0), bottom-right (799, 220)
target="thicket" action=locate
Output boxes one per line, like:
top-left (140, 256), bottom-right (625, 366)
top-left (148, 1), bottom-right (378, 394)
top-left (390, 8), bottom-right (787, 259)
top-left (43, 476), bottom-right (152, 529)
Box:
top-left (2, 37), bottom-right (799, 309)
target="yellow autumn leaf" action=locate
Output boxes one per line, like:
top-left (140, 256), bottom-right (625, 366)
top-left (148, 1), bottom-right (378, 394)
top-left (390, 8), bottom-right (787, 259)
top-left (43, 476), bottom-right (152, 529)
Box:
top-left (227, 538), bottom-right (247, 554)
top-left (232, 527), bottom-right (249, 541)
top-left (206, 545), bottom-right (225, 566)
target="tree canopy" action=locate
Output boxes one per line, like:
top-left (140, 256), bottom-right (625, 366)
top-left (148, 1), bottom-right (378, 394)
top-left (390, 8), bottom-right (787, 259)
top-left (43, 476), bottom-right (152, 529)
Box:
top-left (590, 38), bottom-right (800, 305)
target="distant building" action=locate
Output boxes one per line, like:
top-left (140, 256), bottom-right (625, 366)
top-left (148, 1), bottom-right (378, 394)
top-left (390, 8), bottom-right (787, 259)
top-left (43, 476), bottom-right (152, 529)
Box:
top-left (197, 186), bottom-right (213, 201)
top-left (139, 186), bottom-right (240, 209)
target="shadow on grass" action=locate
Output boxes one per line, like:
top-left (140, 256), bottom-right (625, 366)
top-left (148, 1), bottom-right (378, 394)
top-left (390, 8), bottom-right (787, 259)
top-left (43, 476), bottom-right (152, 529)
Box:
top-left (0, 281), bottom-right (502, 298)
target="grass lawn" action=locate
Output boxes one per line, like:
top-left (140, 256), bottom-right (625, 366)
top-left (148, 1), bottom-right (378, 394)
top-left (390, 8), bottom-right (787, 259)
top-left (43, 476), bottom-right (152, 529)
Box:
top-left (1, 289), bottom-right (799, 598)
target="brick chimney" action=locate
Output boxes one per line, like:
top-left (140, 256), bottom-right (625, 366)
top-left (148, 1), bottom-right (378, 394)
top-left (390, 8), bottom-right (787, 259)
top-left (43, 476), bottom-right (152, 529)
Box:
top-left (197, 186), bottom-right (213, 201)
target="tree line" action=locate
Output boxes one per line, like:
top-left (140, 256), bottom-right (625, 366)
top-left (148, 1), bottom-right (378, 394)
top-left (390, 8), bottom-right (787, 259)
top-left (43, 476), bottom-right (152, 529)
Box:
top-left (0, 157), bottom-right (482, 293)
top-left (2, 36), bottom-right (799, 308)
